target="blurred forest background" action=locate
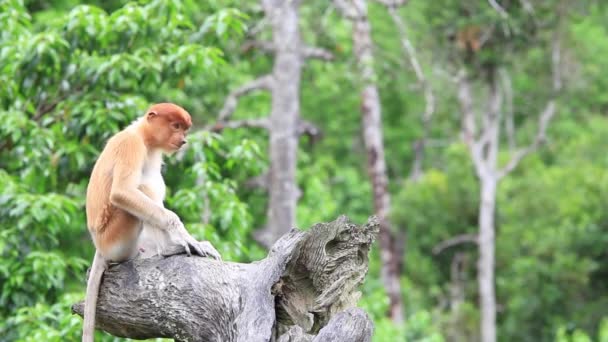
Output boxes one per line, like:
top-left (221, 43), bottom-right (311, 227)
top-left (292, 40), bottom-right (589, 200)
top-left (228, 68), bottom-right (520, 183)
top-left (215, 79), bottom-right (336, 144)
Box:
top-left (1, 0), bottom-right (607, 341)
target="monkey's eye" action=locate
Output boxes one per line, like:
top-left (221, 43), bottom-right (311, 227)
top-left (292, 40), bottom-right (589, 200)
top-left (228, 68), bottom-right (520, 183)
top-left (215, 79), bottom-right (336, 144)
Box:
top-left (172, 123), bottom-right (181, 130)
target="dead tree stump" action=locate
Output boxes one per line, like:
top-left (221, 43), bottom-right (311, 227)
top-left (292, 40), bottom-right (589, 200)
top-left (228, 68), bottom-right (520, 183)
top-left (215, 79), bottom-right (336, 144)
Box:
top-left (72, 215), bottom-right (378, 341)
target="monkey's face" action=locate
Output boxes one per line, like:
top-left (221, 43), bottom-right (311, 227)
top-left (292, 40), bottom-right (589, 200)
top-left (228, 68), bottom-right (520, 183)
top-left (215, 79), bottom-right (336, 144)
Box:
top-left (145, 103), bottom-right (192, 152)
top-left (149, 116), bottom-right (190, 153)
top-left (165, 119), bottom-right (190, 152)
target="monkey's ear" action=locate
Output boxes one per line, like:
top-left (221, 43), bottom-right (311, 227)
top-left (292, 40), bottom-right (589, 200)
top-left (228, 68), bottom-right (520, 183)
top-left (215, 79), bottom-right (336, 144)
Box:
top-left (147, 111), bottom-right (158, 121)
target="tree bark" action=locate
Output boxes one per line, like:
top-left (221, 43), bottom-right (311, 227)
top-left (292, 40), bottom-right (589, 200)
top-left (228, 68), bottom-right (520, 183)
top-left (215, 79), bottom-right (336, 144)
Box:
top-left (457, 70), bottom-right (500, 342)
top-left (334, 0), bottom-right (404, 323)
top-left (458, 51), bottom-right (560, 340)
top-left (278, 308), bottom-right (373, 342)
top-left (262, 0), bottom-right (302, 247)
top-left (216, 0), bottom-right (331, 248)
top-left (453, 15), bottom-right (563, 340)
top-left (478, 177), bottom-right (497, 342)
top-left (72, 216), bottom-right (377, 342)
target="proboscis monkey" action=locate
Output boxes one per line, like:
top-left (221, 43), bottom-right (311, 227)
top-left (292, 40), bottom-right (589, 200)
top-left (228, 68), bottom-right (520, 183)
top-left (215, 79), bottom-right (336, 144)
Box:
top-left (82, 103), bottom-right (221, 342)
top-left (456, 25), bottom-right (482, 53)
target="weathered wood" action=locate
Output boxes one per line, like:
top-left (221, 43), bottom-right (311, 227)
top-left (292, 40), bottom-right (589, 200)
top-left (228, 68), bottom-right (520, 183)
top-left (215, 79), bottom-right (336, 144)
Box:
top-left (278, 308), bottom-right (373, 342)
top-left (313, 308), bottom-right (373, 342)
top-left (72, 216), bottom-right (378, 342)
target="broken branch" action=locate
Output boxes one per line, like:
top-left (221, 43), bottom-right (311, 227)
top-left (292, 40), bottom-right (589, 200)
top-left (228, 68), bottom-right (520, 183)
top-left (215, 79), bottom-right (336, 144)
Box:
top-left (433, 233), bottom-right (478, 255)
top-left (218, 75), bottom-right (274, 122)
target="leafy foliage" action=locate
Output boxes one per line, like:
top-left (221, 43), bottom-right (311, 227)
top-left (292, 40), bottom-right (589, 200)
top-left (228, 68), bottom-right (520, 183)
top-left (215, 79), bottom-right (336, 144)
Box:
top-left (0, 0), bottom-right (257, 340)
top-left (1, 0), bottom-right (607, 341)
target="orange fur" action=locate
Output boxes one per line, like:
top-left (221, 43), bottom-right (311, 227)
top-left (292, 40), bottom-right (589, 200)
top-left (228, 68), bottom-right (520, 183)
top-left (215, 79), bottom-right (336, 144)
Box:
top-left (82, 103), bottom-right (193, 342)
top-left (456, 26), bottom-right (482, 53)
top-left (86, 103), bottom-right (191, 258)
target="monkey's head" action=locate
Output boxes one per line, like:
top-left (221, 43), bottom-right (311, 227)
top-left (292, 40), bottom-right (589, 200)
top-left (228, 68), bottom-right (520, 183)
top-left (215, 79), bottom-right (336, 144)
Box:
top-left (143, 103), bottom-right (192, 152)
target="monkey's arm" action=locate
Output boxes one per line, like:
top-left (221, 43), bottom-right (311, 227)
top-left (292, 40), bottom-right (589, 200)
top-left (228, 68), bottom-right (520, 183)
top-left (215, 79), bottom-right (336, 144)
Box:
top-left (109, 138), bottom-right (174, 228)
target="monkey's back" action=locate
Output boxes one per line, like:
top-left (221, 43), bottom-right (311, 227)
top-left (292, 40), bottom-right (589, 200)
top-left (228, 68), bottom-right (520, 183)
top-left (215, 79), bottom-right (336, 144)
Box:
top-left (85, 130), bottom-right (141, 235)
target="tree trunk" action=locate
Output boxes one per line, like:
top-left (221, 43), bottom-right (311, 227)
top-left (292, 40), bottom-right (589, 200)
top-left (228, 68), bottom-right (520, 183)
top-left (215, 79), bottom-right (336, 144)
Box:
top-left (448, 252), bottom-right (470, 342)
top-left (258, 0), bottom-right (302, 247)
top-left (346, 0), bottom-right (404, 323)
top-left (478, 177), bottom-right (497, 342)
top-left (73, 216), bottom-right (378, 342)
top-left (456, 30), bottom-right (561, 342)
top-left (362, 85), bottom-right (403, 323)
top-left (217, 1), bottom-right (332, 247)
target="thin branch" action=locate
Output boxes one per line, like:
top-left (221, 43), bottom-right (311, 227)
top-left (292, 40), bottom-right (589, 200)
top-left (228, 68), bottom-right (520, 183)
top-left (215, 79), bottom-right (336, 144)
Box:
top-left (196, 175), bottom-right (212, 225)
top-left (218, 75), bottom-right (273, 122)
top-left (33, 84), bottom-right (87, 121)
top-left (245, 172), bottom-right (269, 190)
top-left (242, 42), bottom-right (332, 62)
top-left (387, 6), bottom-right (435, 125)
top-left (457, 71), bottom-right (486, 175)
top-left (302, 46), bottom-right (334, 61)
top-left (499, 68), bottom-right (515, 152)
top-left (552, 32), bottom-right (563, 92)
top-left (409, 138), bottom-right (455, 179)
top-left (384, 3), bottom-right (435, 119)
top-left (209, 118), bottom-right (270, 132)
top-left (409, 140), bottom-right (424, 181)
top-left (241, 15), bottom-right (269, 44)
top-left (479, 24), bottom-right (497, 48)
top-left (497, 29), bottom-right (562, 179)
top-left (496, 100), bottom-right (555, 179)
top-left (241, 40), bottom-right (275, 53)
top-left (241, 41), bottom-right (332, 60)
top-left (519, 0), bottom-right (534, 14)
top-left (457, 71), bottom-right (477, 144)
top-left (487, 0), bottom-right (509, 19)
top-left (433, 234), bottom-right (478, 255)
top-left (296, 119), bottom-right (323, 140)
top-left (426, 138), bottom-right (454, 147)
top-left (333, 0), bottom-right (365, 20)
top-left (381, 3), bottom-right (435, 180)
top-left (375, 0), bottom-right (408, 7)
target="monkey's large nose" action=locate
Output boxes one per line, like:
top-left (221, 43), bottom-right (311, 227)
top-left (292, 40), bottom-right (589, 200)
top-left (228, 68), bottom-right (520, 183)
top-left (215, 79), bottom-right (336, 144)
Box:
top-left (180, 139), bottom-right (187, 146)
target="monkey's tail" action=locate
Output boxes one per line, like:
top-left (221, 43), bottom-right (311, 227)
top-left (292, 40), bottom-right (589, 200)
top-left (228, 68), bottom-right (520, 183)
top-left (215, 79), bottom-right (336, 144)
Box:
top-left (82, 251), bottom-right (106, 342)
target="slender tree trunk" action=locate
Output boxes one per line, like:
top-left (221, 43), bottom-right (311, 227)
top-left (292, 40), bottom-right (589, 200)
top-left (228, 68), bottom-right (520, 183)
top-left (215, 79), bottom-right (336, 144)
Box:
top-left (478, 75), bottom-right (500, 342)
top-left (456, 28), bottom-right (562, 342)
top-left (264, 0), bottom-right (302, 245)
top-left (459, 71), bottom-right (501, 342)
top-left (362, 84), bottom-right (403, 323)
top-left (478, 176), bottom-right (497, 342)
top-left (448, 252), bottom-right (469, 342)
top-left (338, 0), bottom-right (404, 322)
top-left (217, 0), bottom-right (331, 247)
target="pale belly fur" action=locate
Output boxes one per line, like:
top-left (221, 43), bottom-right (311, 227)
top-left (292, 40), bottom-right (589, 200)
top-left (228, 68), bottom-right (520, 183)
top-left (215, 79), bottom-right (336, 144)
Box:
top-left (137, 152), bottom-right (171, 258)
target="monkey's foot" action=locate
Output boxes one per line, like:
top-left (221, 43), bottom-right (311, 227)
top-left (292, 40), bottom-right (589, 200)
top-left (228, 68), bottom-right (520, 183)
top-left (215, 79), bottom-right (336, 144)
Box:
top-left (161, 241), bottom-right (221, 260)
top-left (195, 241), bottom-right (221, 260)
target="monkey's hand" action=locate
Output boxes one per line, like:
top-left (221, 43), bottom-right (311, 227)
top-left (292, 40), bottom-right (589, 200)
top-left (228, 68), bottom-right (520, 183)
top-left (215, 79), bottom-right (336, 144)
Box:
top-left (194, 240), bottom-right (221, 260)
top-left (164, 210), bottom-right (221, 259)
top-left (177, 231), bottom-right (222, 260)
top-left (165, 211), bottom-right (198, 257)
top-left (171, 231), bottom-right (221, 259)
top-left (160, 236), bottom-right (222, 259)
